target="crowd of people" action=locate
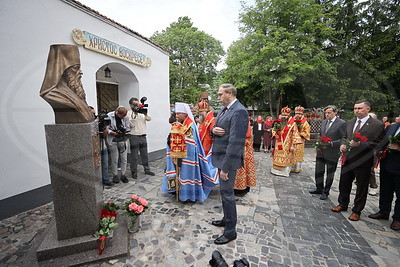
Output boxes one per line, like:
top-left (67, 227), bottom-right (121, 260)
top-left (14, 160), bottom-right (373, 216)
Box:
top-left (95, 89), bottom-right (400, 245)
top-left (163, 97), bottom-right (400, 242)
top-left (264, 100), bottom-right (399, 230)
top-left (93, 98), bottom-right (156, 187)
top-left (162, 84), bottom-right (250, 245)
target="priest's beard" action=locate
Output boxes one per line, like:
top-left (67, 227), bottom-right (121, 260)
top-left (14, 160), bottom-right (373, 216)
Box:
top-left (64, 69), bottom-right (86, 100)
top-left (280, 116), bottom-right (288, 126)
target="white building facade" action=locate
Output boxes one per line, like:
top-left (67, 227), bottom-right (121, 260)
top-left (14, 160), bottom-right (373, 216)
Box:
top-left (0, 0), bottom-right (170, 219)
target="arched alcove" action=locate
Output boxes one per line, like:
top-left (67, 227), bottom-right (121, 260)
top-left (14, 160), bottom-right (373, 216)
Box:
top-left (96, 62), bottom-right (139, 113)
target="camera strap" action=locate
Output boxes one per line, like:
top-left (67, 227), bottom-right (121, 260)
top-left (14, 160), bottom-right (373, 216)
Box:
top-left (115, 115), bottom-right (122, 128)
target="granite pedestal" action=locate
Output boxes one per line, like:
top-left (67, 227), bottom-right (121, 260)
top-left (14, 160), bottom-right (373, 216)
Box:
top-left (33, 122), bottom-right (128, 264)
top-left (44, 121), bottom-right (102, 240)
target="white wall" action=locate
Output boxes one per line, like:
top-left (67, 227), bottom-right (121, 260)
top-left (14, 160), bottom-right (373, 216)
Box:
top-left (0, 0), bottom-right (170, 200)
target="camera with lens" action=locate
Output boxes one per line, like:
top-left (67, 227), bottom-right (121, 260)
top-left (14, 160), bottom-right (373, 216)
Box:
top-left (132, 96), bottom-right (148, 114)
top-left (98, 113), bottom-right (111, 138)
top-left (111, 124), bottom-right (130, 143)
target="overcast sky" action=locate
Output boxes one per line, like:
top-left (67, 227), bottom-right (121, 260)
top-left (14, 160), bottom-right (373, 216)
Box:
top-left (78, 0), bottom-right (255, 52)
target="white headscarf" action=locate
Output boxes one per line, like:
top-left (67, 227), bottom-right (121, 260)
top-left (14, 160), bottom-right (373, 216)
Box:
top-left (175, 102), bottom-right (194, 122)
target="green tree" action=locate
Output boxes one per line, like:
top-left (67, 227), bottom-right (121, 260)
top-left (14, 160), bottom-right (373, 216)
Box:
top-left (150, 16), bottom-right (225, 104)
top-left (223, 0), bottom-right (338, 116)
top-left (324, 0), bottom-right (400, 114)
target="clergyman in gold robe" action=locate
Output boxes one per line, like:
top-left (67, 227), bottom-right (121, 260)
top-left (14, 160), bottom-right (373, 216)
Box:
top-left (292, 106), bottom-right (311, 173)
top-left (271, 107), bottom-right (302, 177)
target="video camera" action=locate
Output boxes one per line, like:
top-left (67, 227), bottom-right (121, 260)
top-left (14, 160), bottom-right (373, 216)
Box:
top-left (132, 96), bottom-right (148, 114)
top-left (111, 124), bottom-right (130, 143)
top-left (98, 113), bottom-right (111, 138)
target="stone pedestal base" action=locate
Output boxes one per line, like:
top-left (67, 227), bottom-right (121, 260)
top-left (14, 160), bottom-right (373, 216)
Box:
top-left (45, 121), bottom-right (102, 240)
top-left (32, 216), bottom-right (128, 266)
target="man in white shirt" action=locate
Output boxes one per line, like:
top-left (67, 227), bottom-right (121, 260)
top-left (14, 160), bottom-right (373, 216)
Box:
top-left (127, 97), bottom-right (155, 179)
top-left (310, 105), bottom-right (345, 200)
top-left (331, 100), bottom-right (384, 221)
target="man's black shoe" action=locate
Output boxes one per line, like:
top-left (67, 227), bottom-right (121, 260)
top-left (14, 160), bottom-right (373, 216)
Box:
top-left (320, 193), bottom-right (328, 200)
top-left (145, 171), bottom-right (155, 176)
top-left (112, 175), bottom-right (119, 183)
top-left (233, 258), bottom-right (250, 267)
top-left (211, 220), bottom-right (225, 227)
top-left (234, 189), bottom-right (247, 197)
top-left (214, 234), bottom-right (237, 245)
top-left (103, 181), bottom-right (114, 187)
top-left (309, 189), bottom-right (322, 194)
top-left (131, 172), bottom-right (138, 179)
top-left (368, 212), bottom-right (389, 220)
top-left (121, 175), bottom-right (129, 183)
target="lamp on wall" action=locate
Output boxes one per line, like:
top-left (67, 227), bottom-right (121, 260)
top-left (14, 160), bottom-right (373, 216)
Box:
top-left (104, 65), bottom-right (112, 78)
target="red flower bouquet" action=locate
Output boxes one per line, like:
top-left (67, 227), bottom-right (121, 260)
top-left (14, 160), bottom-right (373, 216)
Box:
top-left (354, 132), bottom-right (368, 142)
top-left (340, 132), bottom-right (368, 165)
top-left (375, 134), bottom-right (400, 168)
top-left (100, 202), bottom-right (120, 218)
top-left (314, 135), bottom-right (333, 154)
top-left (94, 202), bottom-right (120, 255)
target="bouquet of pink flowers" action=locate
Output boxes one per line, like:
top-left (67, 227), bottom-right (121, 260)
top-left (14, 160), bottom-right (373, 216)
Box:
top-left (123, 194), bottom-right (149, 216)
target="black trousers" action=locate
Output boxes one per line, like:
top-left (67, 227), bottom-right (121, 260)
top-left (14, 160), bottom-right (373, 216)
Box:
top-left (379, 168), bottom-right (400, 221)
top-left (129, 135), bottom-right (150, 173)
top-left (219, 169), bottom-right (237, 238)
top-left (315, 156), bottom-right (339, 195)
top-left (338, 158), bottom-right (373, 214)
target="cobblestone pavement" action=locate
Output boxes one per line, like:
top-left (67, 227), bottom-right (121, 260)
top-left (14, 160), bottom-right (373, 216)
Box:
top-left (1, 148), bottom-right (400, 266)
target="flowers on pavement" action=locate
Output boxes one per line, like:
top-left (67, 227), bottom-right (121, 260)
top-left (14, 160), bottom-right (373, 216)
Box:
top-left (123, 194), bottom-right (149, 216)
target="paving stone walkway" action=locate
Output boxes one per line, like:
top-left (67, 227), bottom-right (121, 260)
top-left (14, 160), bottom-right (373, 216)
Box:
top-left (1, 148), bottom-right (400, 266)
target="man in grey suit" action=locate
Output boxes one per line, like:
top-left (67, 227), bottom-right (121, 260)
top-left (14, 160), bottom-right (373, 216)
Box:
top-left (211, 84), bottom-right (248, 245)
top-left (310, 105), bottom-right (345, 200)
top-left (332, 100), bottom-right (384, 221)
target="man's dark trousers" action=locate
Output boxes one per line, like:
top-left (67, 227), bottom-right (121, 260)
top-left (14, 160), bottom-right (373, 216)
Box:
top-left (315, 156), bottom-right (338, 195)
top-left (219, 169), bottom-right (237, 238)
top-left (338, 157), bottom-right (373, 213)
top-left (377, 123), bottom-right (400, 220)
top-left (379, 167), bottom-right (400, 221)
top-left (130, 135), bottom-right (150, 173)
top-left (336, 116), bottom-right (384, 215)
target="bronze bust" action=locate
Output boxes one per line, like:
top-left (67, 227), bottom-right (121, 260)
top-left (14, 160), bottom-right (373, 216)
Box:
top-left (40, 44), bottom-right (94, 124)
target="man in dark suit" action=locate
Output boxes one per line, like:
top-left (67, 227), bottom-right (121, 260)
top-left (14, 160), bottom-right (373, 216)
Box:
top-left (310, 105), bottom-right (345, 200)
top-left (369, 123), bottom-right (400, 230)
top-left (211, 84), bottom-right (248, 245)
top-left (332, 100), bottom-right (384, 221)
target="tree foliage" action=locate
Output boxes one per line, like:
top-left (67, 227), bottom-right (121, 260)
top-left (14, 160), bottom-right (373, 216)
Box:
top-left (223, 0), bottom-right (400, 117)
top-left (223, 0), bottom-right (338, 116)
top-left (150, 16), bottom-right (225, 104)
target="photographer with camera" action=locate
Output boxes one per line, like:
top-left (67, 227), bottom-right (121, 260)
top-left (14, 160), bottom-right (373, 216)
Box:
top-left (106, 106), bottom-right (131, 183)
top-left (97, 112), bottom-right (114, 187)
top-left (127, 97), bottom-right (155, 179)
